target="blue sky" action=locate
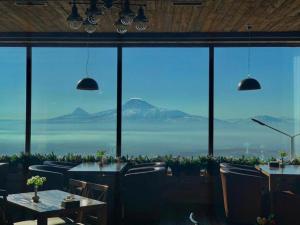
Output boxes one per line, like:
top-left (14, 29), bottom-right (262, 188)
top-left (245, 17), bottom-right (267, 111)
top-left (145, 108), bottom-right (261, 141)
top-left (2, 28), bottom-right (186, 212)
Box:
top-left (0, 47), bottom-right (299, 120)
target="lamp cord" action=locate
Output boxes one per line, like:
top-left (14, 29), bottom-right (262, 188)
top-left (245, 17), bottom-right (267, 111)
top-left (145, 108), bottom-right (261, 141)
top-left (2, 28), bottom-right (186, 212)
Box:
top-left (247, 24), bottom-right (251, 77)
top-left (86, 34), bottom-right (90, 77)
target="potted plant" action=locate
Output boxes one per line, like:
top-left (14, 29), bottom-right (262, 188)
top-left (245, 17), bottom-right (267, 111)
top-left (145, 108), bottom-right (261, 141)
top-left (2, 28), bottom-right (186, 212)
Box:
top-left (279, 151), bottom-right (288, 167)
top-left (96, 150), bottom-right (107, 167)
top-left (27, 176), bottom-right (47, 203)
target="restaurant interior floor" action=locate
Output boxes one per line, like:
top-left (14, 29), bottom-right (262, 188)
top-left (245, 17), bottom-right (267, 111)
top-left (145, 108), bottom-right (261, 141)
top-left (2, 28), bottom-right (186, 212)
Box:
top-left (123, 203), bottom-right (226, 225)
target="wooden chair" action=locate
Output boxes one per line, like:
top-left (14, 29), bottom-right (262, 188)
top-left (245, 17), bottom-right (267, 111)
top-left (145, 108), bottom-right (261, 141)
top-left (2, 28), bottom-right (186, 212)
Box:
top-left (79, 182), bottom-right (109, 225)
top-left (69, 179), bottom-right (88, 196)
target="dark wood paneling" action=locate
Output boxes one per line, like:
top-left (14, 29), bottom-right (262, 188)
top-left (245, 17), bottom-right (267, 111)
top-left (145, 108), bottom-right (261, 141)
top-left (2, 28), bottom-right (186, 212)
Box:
top-left (0, 0), bottom-right (299, 33)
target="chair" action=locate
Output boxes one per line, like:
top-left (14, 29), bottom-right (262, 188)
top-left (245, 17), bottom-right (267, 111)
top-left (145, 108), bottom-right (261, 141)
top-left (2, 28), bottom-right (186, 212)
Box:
top-left (28, 165), bottom-right (66, 190)
top-left (0, 163), bottom-right (8, 189)
top-left (129, 162), bottom-right (166, 170)
top-left (125, 165), bottom-right (165, 175)
top-left (220, 168), bottom-right (268, 224)
top-left (274, 190), bottom-right (300, 225)
top-left (80, 182), bottom-right (109, 225)
top-left (122, 167), bottom-right (166, 223)
top-left (69, 179), bottom-right (88, 196)
top-left (43, 161), bottom-right (78, 170)
top-left (220, 162), bottom-right (257, 171)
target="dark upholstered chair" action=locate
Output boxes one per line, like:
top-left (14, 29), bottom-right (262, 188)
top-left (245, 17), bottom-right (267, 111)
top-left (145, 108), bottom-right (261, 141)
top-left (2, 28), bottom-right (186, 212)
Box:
top-left (274, 191), bottom-right (300, 225)
top-left (43, 161), bottom-right (78, 170)
top-left (28, 165), bottom-right (66, 190)
top-left (220, 162), bottom-right (261, 175)
top-left (220, 162), bottom-right (257, 170)
top-left (122, 167), bottom-right (166, 223)
top-left (0, 163), bottom-right (8, 189)
top-left (129, 162), bottom-right (166, 170)
top-left (220, 168), bottom-right (268, 224)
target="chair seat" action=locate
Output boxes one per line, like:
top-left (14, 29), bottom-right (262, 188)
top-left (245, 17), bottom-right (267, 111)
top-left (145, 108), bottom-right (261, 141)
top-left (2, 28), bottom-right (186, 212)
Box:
top-left (14, 217), bottom-right (83, 225)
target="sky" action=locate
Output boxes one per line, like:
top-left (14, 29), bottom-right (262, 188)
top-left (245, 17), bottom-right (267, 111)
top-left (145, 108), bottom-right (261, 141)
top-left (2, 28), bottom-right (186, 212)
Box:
top-left (0, 47), bottom-right (300, 120)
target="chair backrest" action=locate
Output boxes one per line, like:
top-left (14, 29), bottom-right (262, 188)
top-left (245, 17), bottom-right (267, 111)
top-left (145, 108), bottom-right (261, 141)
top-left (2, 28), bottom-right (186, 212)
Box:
top-left (28, 165), bottom-right (65, 190)
top-left (131, 162), bottom-right (166, 169)
top-left (220, 168), bottom-right (266, 224)
top-left (122, 167), bottom-right (166, 222)
top-left (44, 161), bottom-right (77, 169)
top-left (0, 189), bottom-right (10, 225)
top-left (69, 179), bottom-right (88, 196)
top-left (0, 164), bottom-right (8, 189)
top-left (85, 182), bottom-right (109, 202)
top-left (125, 166), bottom-right (164, 175)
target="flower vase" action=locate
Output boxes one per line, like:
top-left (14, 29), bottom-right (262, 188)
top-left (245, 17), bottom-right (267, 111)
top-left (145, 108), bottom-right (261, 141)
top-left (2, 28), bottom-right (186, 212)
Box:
top-left (32, 185), bottom-right (40, 203)
top-left (280, 158), bottom-right (285, 168)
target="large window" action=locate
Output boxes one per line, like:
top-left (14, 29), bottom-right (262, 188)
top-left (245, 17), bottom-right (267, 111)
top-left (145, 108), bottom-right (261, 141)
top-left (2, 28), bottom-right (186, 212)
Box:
top-left (122, 48), bottom-right (209, 156)
top-left (31, 48), bottom-right (117, 155)
top-left (0, 48), bottom-right (26, 155)
top-left (215, 47), bottom-right (300, 159)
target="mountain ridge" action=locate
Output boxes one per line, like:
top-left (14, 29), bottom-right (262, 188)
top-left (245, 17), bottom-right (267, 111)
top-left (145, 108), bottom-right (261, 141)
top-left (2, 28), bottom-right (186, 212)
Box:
top-left (41, 98), bottom-right (296, 125)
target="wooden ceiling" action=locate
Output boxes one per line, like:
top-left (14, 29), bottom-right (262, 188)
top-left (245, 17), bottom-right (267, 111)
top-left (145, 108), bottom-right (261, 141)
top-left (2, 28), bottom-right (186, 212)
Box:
top-left (0, 0), bottom-right (299, 33)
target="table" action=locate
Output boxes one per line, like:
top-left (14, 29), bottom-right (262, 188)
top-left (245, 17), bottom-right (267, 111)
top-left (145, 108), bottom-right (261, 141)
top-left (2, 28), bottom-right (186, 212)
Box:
top-left (68, 163), bottom-right (128, 225)
top-left (256, 165), bottom-right (300, 211)
top-left (69, 162), bottom-right (128, 174)
top-left (7, 190), bottom-right (107, 225)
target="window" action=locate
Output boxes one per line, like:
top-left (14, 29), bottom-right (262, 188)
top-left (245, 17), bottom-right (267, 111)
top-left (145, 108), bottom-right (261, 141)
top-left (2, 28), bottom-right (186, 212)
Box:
top-left (215, 47), bottom-right (300, 159)
top-left (122, 48), bottom-right (209, 156)
top-left (0, 48), bottom-right (26, 155)
top-left (31, 48), bottom-right (117, 155)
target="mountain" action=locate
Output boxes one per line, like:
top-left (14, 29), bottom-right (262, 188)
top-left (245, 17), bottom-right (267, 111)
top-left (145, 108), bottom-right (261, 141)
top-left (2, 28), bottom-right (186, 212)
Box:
top-left (46, 107), bottom-right (90, 123)
top-left (43, 98), bottom-right (207, 123)
top-left (40, 99), bottom-right (297, 131)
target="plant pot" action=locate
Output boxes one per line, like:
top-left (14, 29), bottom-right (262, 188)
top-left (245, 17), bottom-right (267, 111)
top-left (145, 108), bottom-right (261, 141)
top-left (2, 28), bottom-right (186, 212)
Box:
top-left (32, 185), bottom-right (40, 203)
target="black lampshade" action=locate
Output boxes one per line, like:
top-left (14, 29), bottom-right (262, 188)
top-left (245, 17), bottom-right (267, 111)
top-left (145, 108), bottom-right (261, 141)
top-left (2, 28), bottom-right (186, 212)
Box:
top-left (76, 77), bottom-right (99, 90)
top-left (238, 77), bottom-right (261, 91)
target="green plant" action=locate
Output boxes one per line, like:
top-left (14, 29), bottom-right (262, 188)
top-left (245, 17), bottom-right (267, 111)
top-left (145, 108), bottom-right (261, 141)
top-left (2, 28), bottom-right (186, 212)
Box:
top-left (27, 176), bottom-right (47, 187)
top-left (279, 150), bottom-right (288, 159)
top-left (279, 150), bottom-right (288, 165)
top-left (96, 150), bottom-right (106, 160)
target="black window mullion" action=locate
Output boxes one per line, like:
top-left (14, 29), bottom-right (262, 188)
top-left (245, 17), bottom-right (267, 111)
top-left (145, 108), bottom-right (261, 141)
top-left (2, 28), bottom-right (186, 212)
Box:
top-left (25, 46), bottom-right (32, 155)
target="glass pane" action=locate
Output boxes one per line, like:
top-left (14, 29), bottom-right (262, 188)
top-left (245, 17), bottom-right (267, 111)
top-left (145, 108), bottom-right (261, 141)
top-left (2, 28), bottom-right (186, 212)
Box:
top-left (0, 48), bottom-right (26, 155)
top-left (122, 48), bottom-right (209, 157)
top-left (31, 48), bottom-right (117, 155)
top-left (215, 47), bottom-right (300, 159)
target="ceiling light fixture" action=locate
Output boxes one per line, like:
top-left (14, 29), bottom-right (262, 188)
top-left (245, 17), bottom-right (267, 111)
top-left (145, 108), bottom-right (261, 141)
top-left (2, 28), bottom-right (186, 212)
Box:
top-left (114, 18), bottom-right (128, 34)
top-left (83, 18), bottom-right (97, 34)
top-left (77, 39), bottom-right (99, 91)
top-left (67, 0), bottom-right (83, 30)
top-left (238, 25), bottom-right (262, 91)
top-left (134, 6), bottom-right (148, 31)
top-left (120, 0), bottom-right (135, 25)
top-left (86, 0), bottom-right (103, 24)
top-left (67, 0), bottom-right (149, 34)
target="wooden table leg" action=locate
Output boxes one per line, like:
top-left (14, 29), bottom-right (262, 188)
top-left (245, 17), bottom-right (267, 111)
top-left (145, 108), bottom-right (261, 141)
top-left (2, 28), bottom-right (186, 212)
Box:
top-left (37, 216), bottom-right (47, 225)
